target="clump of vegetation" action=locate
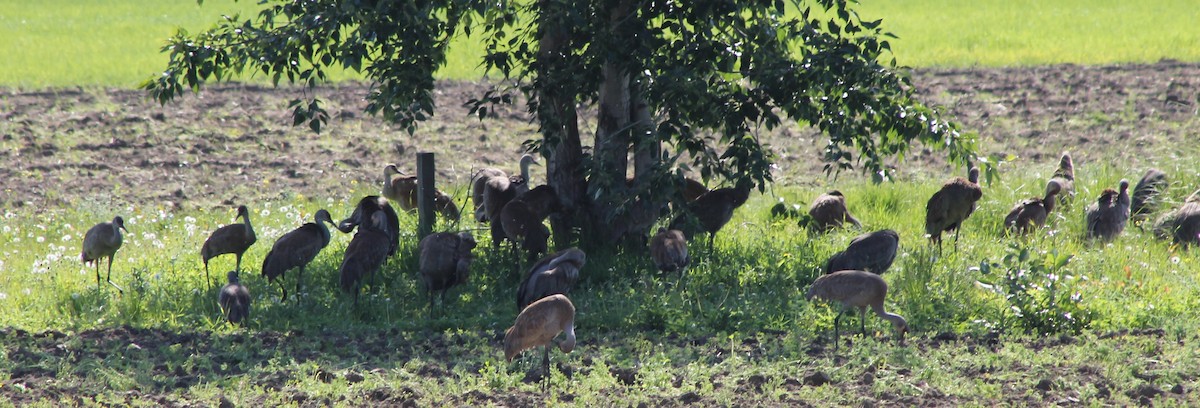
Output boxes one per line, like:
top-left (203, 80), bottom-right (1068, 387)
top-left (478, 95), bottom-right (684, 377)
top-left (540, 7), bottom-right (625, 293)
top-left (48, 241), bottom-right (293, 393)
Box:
top-left (978, 244), bottom-right (1094, 335)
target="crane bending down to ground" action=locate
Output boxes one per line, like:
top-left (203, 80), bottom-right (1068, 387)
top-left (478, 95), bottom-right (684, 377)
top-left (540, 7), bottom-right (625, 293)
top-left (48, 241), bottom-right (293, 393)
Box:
top-left (806, 270), bottom-right (907, 352)
top-left (504, 294), bottom-right (576, 392)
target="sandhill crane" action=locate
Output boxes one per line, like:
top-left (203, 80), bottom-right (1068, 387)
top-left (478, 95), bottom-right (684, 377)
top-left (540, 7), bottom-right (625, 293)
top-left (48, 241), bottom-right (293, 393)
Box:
top-left (1131, 168), bottom-right (1168, 222)
top-left (201, 205), bottom-right (257, 290)
top-left (339, 211), bottom-right (392, 305)
top-left (682, 177), bottom-right (708, 202)
top-left (806, 270), bottom-right (907, 352)
top-left (649, 228), bottom-right (689, 275)
top-left (336, 196), bottom-right (400, 257)
top-left (808, 191), bottom-right (863, 232)
top-left (517, 248), bottom-right (585, 312)
top-left (824, 229), bottom-right (899, 275)
top-left (418, 231), bottom-right (477, 318)
top-left (504, 294), bottom-right (576, 391)
top-left (219, 271), bottom-right (251, 325)
top-left (1152, 189), bottom-right (1200, 246)
top-left (1085, 179), bottom-right (1131, 241)
top-left (669, 181), bottom-right (754, 250)
top-left (1049, 152), bottom-right (1075, 206)
top-left (81, 216), bottom-right (127, 293)
top-left (472, 168), bottom-right (508, 222)
top-left (925, 167), bottom-right (982, 252)
top-left (497, 185), bottom-right (561, 259)
top-left (1003, 180), bottom-right (1062, 235)
top-left (481, 154), bottom-right (538, 223)
top-left (382, 164), bottom-right (461, 221)
top-left (261, 209), bottom-right (334, 302)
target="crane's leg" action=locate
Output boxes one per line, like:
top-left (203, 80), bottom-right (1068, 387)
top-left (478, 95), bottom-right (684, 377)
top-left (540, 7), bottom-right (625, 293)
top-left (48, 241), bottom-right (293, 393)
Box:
top-left (833, 310), bottom-right (844, 353)
top-left (94, 262), bottom-right (101, 288)
top-left (428, 290), bottom-right (435, 320)
top-left (542, 344), bottom-right (551, 393)
top-left (204, 262), bottom-right (212, 291)
top-left (105, 256), bottom-right (124, 293)
top-left (295, 266), bottom-right (305, 301)
top-left (859, 308), bottom-right (867, 337)
top-left (277, 279), bottom-right (289, 303)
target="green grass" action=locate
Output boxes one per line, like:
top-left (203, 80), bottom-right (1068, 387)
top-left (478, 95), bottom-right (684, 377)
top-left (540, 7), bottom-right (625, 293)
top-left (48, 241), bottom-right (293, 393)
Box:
top-left (2, 0), bottom-right (1199, 88)
top-left (2, 165), bottom-right (1200, 404)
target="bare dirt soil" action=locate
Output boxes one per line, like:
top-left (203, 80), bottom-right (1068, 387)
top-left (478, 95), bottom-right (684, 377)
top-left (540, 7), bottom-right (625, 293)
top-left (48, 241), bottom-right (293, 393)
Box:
top-left (3, 61), bottom-right (1199, 211)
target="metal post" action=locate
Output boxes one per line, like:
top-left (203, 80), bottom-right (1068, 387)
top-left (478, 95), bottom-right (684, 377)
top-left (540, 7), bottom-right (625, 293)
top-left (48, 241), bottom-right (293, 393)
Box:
top-left (416, 152), bottom-right (435, 240)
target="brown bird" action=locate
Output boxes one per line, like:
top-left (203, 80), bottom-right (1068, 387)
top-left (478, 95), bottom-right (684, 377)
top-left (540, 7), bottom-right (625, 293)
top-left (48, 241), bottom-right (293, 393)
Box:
top-left (201, 205), bottom-right (257, 290)
top-left (517, 248), bottom-right (586, 312)
top-left (808, 190), bottom-right (863, 232)
top-left (81, 215), bottom-right (127, 293)
top-left (806, 270), bottom-right (908, 352)
top-left (1152, 189), bottom-right (1200, 246)
top-left (925, 167), bottom-right (983, 252)
top-left (681, 177), bottom-right (709, 202)
top-left (339, 211), bottom-right (392, 305)
top-left (1085, 179), bottom-right (1131, 241)
top-left (497, 185), bottom-right (561, 259)
top-left (504, 293), bottom-right (577, 391)
top-left (669, 180), bottom-right (754, 249)
top-left (219, 271), bottom-right (251, 325)
top-left (649, 228), bottom-right (690, 274)
top-left (336, 196), bottom-right (401, 257)
top-left (261, 209), bottom-right (334, 302)
top-left (382, 164), bottom-right (461, 221)
top-left (471, 168), bottom-right (508, 222)
top-left (824, 229), bottom-right (900, 275)
top-left (1003, 180), bottom-right (1062, 234)
top-left (1049, 152), bottom-right (1075, 206)
top-left (418, 231), bottom-right (477, 318)
top-left (481, 154), bottom-right (538, 224)
top-left (1130, 168), bottom-right (1168, 222)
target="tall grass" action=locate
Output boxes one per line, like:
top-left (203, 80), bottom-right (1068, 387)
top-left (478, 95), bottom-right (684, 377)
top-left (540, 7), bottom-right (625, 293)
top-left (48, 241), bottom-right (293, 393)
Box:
top-left (2, 0), bottom-right (1198, 88)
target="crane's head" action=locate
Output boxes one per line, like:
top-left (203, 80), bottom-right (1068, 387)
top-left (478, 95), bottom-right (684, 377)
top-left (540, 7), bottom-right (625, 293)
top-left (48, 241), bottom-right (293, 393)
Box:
top-left (112, 216), bottom-right (128, 233)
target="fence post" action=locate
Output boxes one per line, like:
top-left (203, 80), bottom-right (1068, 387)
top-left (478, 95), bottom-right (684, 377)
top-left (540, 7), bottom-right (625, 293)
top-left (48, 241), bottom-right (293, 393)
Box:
top-left (416, 152), bottom-right (435, 240)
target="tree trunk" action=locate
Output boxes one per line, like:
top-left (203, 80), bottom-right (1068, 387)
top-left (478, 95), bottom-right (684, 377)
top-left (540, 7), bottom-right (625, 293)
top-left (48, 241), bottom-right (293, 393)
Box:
top-left (538, 0), bottom-right (584, 249)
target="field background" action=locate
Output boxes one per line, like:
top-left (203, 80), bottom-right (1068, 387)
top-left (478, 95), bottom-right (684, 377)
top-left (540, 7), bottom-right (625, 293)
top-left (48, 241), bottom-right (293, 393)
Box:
top-left (3, 0), bottom-right (1200, 406)
top-left (1, 0), bottom-right (1199, 88)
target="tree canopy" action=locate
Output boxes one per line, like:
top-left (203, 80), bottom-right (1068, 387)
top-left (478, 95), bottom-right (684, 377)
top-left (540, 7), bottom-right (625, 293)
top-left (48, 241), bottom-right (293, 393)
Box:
top-left (145, 0), bottom-right (978, 248)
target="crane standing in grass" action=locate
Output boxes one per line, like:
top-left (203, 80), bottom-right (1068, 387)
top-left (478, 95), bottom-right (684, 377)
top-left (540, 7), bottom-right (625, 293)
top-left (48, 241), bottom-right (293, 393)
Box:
top-left (261, 209), bottom-right (335, 302)
top-left (823, 229), bottom-right (899, 275)
top-left (337, 196), bottom-right (401, 257)
top-left (1085, 179), bottom-right (1131, 241)
top-left (925, 167), bottom-right (982, 252)
top-left (806, 270), bottom-right (907, 352)
top-left (219, 271), bottom-right (251, 325)
top-left (669, 180), bottom-right (754, 250)
top-left (81, 215), bottom-right (128, 293)
top-left (1130, 168), bottom-right (1168, 223)
top-left (1004, 180), bottom-right (1062, 235)
top-left (339, 211), bottom-right (392, 305)
top-left (418, 231), bottom-right (477, 318)
top-left (808, 191), bottom-right (862, 232)
top-left (504, 294), bottom-right (577, 392)
top-left (201, 205), bottom-right (257, 290)
top-left (649, 228), bottom-right (690, 277)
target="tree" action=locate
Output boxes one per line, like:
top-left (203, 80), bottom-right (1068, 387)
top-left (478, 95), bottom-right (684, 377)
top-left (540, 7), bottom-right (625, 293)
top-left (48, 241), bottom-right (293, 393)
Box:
top-left (144, 0), bottom-right (977, 250)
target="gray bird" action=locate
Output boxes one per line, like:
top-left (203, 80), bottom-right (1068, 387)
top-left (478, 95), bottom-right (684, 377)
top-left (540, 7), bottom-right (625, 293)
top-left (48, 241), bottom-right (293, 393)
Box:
top-left (1049, 152), bottom-right (1076, 207)
top-left (261, 209), bottom-right (334, 302)
top-left (219, 271), bottom-right (251, 325)
top-left (1004, 180), bottom-right (1062, 234)
top-left (482, 154), bottom-right (538, 225)
top-left (806, 270), bottom-right (908, 352)
top-left (649, 228), bottom-right (690, 274)
top-left (824, 229), bottom-right (900, 275)
top-left (382, 164), bottom-right (461, 220)
top-left (336, 195), bottom-right (400, 257)
top-left (418, 231), bottom-right (477, 318)
top-left (517, 248), bottom-right (586, 312)
top-left (808, 191), bottom-right (863, 232)
top-left (1152, 189), bottom-right (1200, 246)
top-left (81, 215), bottom-right (127, 293)
top-left (1130, 168), bottom-right (1168, 222)
top-left (471, 168), bottom-right (508, 222)
top-left (339, 211), bottom-right (392, 305)
top-left (201, 205), bottom-right (256, 290)
top-left (504, 294), bottom-right (576, 392)
top-left (1085, 179), bottom-right (1131, 241)
top-left (497, 185), bottom-right (560, 260)
top-left (925, 167), bottom-right (983, 252)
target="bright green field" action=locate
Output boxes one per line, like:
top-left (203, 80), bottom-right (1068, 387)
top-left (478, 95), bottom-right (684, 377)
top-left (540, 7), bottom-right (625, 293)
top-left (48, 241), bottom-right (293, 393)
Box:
top-left (2, 0), bottom-right (1198, 88)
